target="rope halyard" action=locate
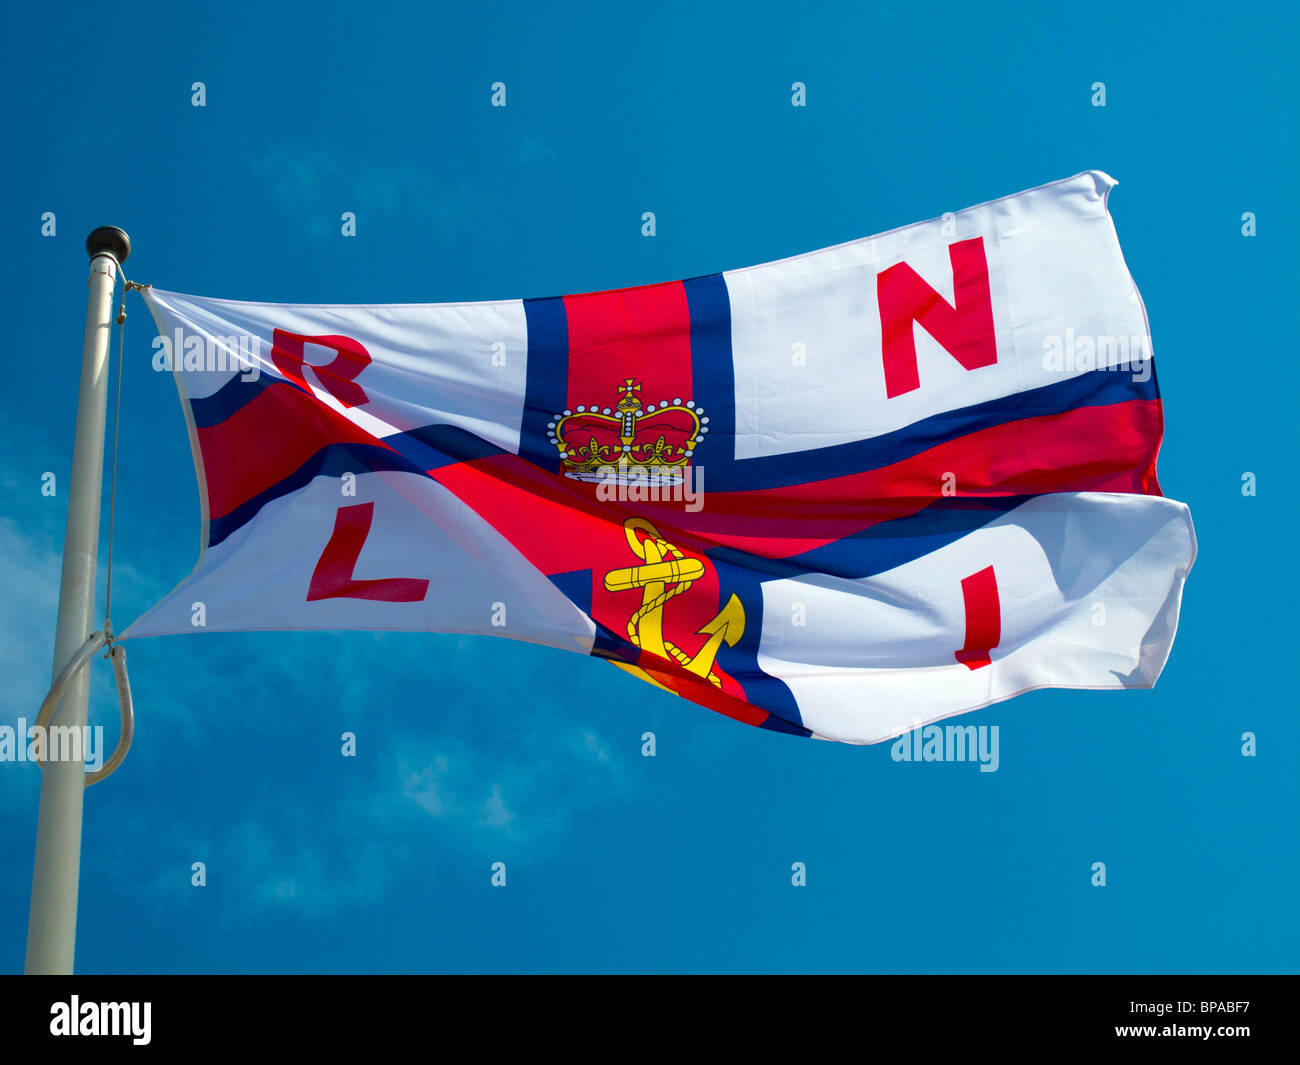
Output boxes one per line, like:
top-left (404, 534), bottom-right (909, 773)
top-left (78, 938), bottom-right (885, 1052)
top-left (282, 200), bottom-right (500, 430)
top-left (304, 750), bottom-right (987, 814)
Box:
top-left (103, 279), bottom-right (148, 635)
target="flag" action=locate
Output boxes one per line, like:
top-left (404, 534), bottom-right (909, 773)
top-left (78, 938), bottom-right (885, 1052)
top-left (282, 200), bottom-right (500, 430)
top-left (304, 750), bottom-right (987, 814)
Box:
top-left (123, 170), bottom-right (1195, 743)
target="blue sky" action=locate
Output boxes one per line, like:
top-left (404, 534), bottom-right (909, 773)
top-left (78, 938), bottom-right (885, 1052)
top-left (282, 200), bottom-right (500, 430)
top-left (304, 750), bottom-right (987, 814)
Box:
top-left (1, 0), bottom-right (1296, 973)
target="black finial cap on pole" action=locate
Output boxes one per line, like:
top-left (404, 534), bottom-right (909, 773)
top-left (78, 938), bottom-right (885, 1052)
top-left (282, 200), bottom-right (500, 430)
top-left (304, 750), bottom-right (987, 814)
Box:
top-left (85, 226), bottom-right (131, 264)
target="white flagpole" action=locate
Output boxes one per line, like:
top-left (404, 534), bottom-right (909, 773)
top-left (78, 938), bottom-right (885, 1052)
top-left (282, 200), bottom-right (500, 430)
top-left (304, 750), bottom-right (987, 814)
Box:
top-left (25, 226), bottom-right (131, 975)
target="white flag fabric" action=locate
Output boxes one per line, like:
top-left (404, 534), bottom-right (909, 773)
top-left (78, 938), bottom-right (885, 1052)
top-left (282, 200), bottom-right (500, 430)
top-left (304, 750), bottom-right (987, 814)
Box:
top-left (124, 170), bottom-right (1195, 742)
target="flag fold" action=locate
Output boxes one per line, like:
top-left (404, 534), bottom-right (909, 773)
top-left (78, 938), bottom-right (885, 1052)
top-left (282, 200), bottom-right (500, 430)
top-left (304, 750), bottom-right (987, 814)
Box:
top-left (125, 170), bottom-right (1196, 743)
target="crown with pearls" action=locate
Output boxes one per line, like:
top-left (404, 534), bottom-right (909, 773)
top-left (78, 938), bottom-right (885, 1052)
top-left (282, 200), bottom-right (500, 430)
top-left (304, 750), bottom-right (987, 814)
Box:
top-left (548, 378), bottom-right (709, 483)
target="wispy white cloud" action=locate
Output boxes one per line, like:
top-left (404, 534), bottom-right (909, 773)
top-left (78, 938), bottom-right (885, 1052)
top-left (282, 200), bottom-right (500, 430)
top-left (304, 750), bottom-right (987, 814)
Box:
top-left (77, 625), bottom-right (638, 922)
top-left (123, 709), bottom-right (633, 922)
top-left (385, 720), bottom-right (629, 844)
top-left (0, 516), bottom-right (62, 714)
top-left (246, 139), bottom-right (445, 243)
top-left (2, 484), bottom-right (639, 925)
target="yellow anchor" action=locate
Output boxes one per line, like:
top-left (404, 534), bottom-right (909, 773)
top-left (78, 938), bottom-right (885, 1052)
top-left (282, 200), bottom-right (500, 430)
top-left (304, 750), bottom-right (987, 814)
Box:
top-left (603, 517), bottom-right (745, 688)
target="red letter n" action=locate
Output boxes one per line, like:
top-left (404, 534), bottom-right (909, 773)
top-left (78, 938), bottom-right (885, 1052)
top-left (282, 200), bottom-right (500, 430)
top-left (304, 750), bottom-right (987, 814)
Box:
top-left (308, 502), bottom-right (429, 603)
top-left (877, 236), bottom-right (997, 398)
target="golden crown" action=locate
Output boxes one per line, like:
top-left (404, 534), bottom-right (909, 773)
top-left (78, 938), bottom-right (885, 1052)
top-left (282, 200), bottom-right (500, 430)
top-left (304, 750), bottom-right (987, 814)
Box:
top-left (548, 378), bottom-right (708, 483)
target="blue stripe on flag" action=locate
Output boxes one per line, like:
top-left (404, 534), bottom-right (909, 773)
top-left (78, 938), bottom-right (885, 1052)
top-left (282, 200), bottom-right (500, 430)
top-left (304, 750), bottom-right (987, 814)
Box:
top-left (188, 373), bottom-right (275, 427)
top-left (207, 442), bottom-right (424, 548)
top-left (781, 495), bottom-right (1033, 579)
top-left (684, 272), bottom-right (735, 460)
top-left (710, 553), bottom-right (806, 734)
top-left (520, 296), bottom-right (569, 472)
top-left (703, 365), bottom-right (1160, 491)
